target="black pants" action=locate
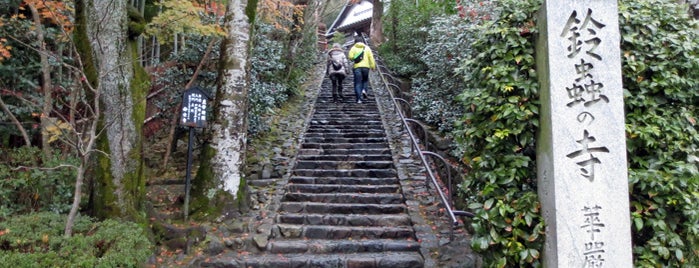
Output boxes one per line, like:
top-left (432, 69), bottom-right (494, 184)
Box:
top-left (329, 73), bottom-right (345, 102)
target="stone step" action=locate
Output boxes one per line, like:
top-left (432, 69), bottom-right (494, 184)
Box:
top-left (294, 160), bottom-right (393, 170)
top-left (312, 112), bottom-right (380, 117)
top-left (311, 116), bottom-right (381, 121)
top-left (279, 202), bottom-right (406, 214)
top-left (300, 143), bottom-right (388, 150)
top-left (267, 239), bottom-right (420, 254)
top-left (313, 109), bottom-right (379, 114)
top-left (312, 111), bottom-right (378, 114)
top-left (276, 224), bottom-right (415, 240)
top-left (292, 168), bottom-right (397, 178)
top-left (295, 154), bottom-right (392, 162)
top-left (314, 102), bottom-right (376, 106)
top-left (277, 213), bottom-right (411, 226)
top-left (297, 148), bottom-right (391, 156)
top-left (289, 176), bottom-right (398, 185)
top-left (286, 184), bottom-right (399, 194)
top-left (303, 132), bottom-right (386, 139)
top-left (201, 251), bottom-right (424, 268)
top-left (282, 192), bottom-right (404, 204)
top-left (304, 128), bottom-right (385, 134)
top-left (307, 124), bottom-right (384, 131)
top-left (303, 137), bottom-right (387, 144)
top-left (309, 119), bottom-right (383, 125)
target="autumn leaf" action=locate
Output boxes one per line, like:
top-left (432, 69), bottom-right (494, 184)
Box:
top-left (146, 0), bottom-right (225, 44)
top-left (257, 0), bottom-right (296, 32)
top-left (42, 117), bottom-right (73, 143)
top-left (23, 0), bottom-right (74, 34)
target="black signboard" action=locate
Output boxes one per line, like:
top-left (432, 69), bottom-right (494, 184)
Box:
top-left (180, 86), bottom-right (210, 128)
top-left (180, 86), bottom-right (211, 220)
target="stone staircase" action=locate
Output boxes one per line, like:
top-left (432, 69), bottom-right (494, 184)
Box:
top-left (202, 79), bottom-right (424, 267)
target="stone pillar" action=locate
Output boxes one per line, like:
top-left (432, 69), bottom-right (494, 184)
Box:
top-left (536, 1), bottom-right (633, 267)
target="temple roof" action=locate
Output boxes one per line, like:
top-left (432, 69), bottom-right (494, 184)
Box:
top-left (325, 0), bottom-right (373, 37)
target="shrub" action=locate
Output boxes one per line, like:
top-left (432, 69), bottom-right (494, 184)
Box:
top-left (409, 15), bottom-right (476, 134)
top-left (0, 212), bottom-right (153, 267)
top-left (249, 22), bottom-right (292, 134)
top-left (384, 0), bottom-right (699, 266)
top-left (451, 0), bottom-right (543, 266)
top-left (379, 0), bottom-right (450, 77)
top-left (619, 0), bottom-right (699, 266)
top-left (0, 147), bottom-right (79, 220)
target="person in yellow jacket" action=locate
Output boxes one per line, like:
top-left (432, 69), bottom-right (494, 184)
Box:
top-left (347, 36), bottom-right (376, 103)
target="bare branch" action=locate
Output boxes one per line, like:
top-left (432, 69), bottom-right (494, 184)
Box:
top-left (0, 96), bottom-right (32, 146)
top-left (12, 164), bottom-right (78, 171)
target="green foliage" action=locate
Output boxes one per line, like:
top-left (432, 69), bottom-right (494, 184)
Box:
top-left (619, 0), bottom-right (699, 266)
top-left (451, 0), bottom-right (543, 266)
top-left (148, 35), bottom-right (219, 137)
top-left (382, 0), bottom-right (699, 266)
top-left (249, 22), bottom-right (292, 134)
top-left (0, 12), bottom-right (60, 147)
top-left (248, 4), bottom-right (318, 133)
top-left (408, 15), bottom-right (471, 133)
top-left (0, 212), bottom-right (153, 267)
top-left (145, 0), bottom-right (224, 44)
top-left (0, 147), bottom-right (79, 220)
top-left (330, 34), bottom-right (345, 47)
top-left (127, 5), bottom-right (147, 40)
top-left (380, 0), bottom-right (443, 76)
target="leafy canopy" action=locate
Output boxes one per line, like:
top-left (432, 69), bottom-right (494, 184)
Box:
top-left (146, 0), bottom-right (225, 44)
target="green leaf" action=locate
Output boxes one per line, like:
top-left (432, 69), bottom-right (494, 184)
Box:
top-left (634, 217), bottom-right (644, 231)
top-left (675, 249), bottom-right (684, 262)
top-left (484, 198), bottom-right (495, 210)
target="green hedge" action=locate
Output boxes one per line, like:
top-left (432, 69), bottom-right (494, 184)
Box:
top-left (382, 0), bottom-right (699, 266)
top-left (451, 0), bottom-right (543, 266)
top-left (0, 212), bottom-right (153, 267)
top-left (0, 147), bottom-right (78, 219)
top-left (620, 0), bottom-right (699, 266)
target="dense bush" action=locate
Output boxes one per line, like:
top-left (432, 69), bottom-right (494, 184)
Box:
top-left (619, 0), bottom-right (699, 266)
top-left (0, 212), bottom-right (153, 267)
top-left (0, 9), bottom-right (72, 148)
top-left (0, 147), bottom-right (79, 220)
top-left (450, 0), bottom-right (543, 266)
top-left (249, 23), bottom-right (292, 134)
top-left (379, 0), bottom-right (454, 77)
top-left (409, 16), bottom-right (469, 133)
top-left (382, 0), bottom-right (699, 266)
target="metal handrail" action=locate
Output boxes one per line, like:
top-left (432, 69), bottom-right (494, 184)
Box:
top-left (374, 59), bottom-right (474, 241)
top-left (394, 98), bottom-right (413, 120)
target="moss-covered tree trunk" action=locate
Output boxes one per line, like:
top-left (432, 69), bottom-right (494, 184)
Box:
top-left (191, 0), bottom-right (257, 219)
top-left (75, 0), bottom-right (146, 220)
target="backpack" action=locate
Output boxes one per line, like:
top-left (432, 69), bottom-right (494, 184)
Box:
top-left (331, 60), bottom-right (342, 70)
top-left (352, 49), bottom-right (364, 63)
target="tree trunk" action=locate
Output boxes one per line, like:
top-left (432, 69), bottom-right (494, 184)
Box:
top-left (190, 0), bottom-right (256, 219)
top-left (28, 3), bottom-right (53, 154)
top-left (370, 0), bottom-right (384, 46)
top-left (75, 0), bottom-right (146, 221)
